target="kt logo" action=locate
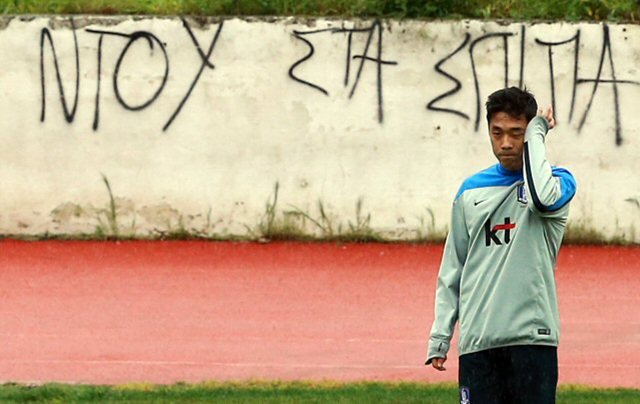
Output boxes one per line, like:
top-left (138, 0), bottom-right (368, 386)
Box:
top-left (485, 217), bottom-right (516, 246)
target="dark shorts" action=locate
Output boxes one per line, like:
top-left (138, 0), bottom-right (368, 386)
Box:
top-left (458, 345), bottom-right (558, 404)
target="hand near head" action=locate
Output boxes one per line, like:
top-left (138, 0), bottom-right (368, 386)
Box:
top-left (431, 356), bottom-right (447, 371)
top-left (538, 105), bottom-right (555, 130)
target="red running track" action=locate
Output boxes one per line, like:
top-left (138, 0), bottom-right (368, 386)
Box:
top-left (0, 240), bottom-right (638, 388)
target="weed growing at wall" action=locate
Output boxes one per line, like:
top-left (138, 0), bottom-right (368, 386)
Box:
top-left (20, 178), bottom-right (640, 245)
top-left (78, 179), bottom-right (442, 243)
top-left (290, 201), bottom-right (337, 239)
top-left (564, 220), bottom-right (635, 246)
top-left (246, 182), bottom-right (308, 241)
top-left (96, 174), bottom-right (119, 238)
top-left (247, 183), bottom-right (385, 242)
top-left (344, 198), bottom-right (382, 242)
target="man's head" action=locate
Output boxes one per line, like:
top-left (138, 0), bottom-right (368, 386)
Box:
top-left (485, 87), bottom-right (538, 171)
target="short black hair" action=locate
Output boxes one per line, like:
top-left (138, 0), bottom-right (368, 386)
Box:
top-left (485, 86), bottom-right (537, 125)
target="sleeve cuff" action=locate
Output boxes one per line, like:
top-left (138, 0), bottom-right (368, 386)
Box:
top-left (525, 115), bottom-right (549, 142)
top-left (425, 339), bottom-right (450, 365)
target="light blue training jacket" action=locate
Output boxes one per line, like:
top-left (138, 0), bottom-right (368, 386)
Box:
top-left (426, 116), bottom-right (577, 363)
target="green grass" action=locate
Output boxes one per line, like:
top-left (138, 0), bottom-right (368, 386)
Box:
top-left (0, 381), bottom-right (637, 403)
top-left (0, 0), bottom-right (638, 21)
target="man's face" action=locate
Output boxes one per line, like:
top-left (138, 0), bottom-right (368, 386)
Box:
top-left (488, 111), bottom-right (528, 171)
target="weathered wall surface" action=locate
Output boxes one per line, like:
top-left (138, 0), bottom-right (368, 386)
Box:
top-left (0, 16), bottom-right (638, 241)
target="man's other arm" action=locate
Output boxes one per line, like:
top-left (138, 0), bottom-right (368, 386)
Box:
top-left (425, 195), bottom-right (468, 370)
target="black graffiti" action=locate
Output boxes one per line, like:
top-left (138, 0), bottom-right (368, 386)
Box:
top-left (115, 33), bottom-right (169, 111)
top-left (535, 24), bottom-right (640, 146)
top-left (41, 17), bottom-right (224, 131)
top-left (575, 25), bottom-right (640, 146)
top-left (348, 22), bottom-right (399, 123)
top-left (93, 34), bottom-right (103, 130)
top-left (518, 25), bottom-right (525, 89)
top-left (426, 31), bottom-right (513, 130)
top-left (40, 17), bottom-right (80, 123)
top-left (427, 24), bottom-right (639, 145)
top-left (469, 33), bottom-right (513, 131)
top-left (535, 33), bottom-right (580, 126)
top-left (288, 20), bottom-right (398, 123)
top-left (163, 18), bottom-right (224, 131)
top-left (426, 33), bottom-right (470, 120)
top-left (38, 18), bottom-right (638, 143)
top-left (85, 28), bottom-right (169, 129)
top-left (288, 28), bottom-right (334, 96)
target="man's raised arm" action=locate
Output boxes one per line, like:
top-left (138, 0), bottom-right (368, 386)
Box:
top-left (523, 106), bottom-right (577, 217)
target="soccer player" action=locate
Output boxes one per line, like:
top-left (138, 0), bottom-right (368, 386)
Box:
top-left (425, 87), bottom-right (577, 403)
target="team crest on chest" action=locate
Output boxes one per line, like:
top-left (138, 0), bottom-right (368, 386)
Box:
top-left (517, 184), bottom-right (528, 204)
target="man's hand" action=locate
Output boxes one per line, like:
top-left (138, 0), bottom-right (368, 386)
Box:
top-left (431, 356), bottom-right (447, 371)
top-left (538, 105), bottom-right (555, 130)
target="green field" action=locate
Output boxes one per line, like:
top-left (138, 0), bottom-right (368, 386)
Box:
top-left (1, 0), bottom-right (638, 21)
top-left (0, 381), bottom-right (638, 403)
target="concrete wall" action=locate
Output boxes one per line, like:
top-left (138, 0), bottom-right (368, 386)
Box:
top-left (0, 16), bottom-right (638, 241)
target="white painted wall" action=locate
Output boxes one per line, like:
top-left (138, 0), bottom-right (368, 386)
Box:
top-left (0, 16), bottom-right (638, 241)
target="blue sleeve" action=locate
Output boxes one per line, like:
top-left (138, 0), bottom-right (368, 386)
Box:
top-left (546, 167), bottom-right (577, 211)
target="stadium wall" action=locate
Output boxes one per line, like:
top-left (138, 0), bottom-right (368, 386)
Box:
top-left (0, 16), bottom-right (638, 242)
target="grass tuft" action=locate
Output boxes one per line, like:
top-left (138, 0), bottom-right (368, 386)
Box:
top-left (252, 182), bottom-right (308, 241)
top-left (96, 173), bottom-right (119, 239)
top-left (253, 184), bottom-right (386, 242)
top-left (564, 221), bottom-right (636, 245)
top-left (343, 197), bottom-right (383, 242)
